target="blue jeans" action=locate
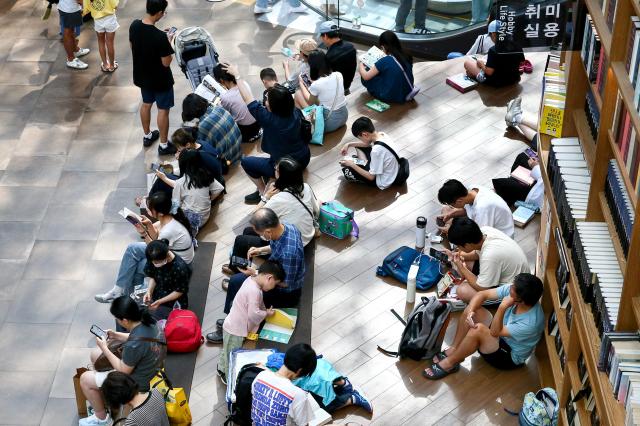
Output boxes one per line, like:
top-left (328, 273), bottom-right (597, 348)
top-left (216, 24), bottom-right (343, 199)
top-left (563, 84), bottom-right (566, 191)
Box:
top-left (471, 0), bottom-right (490, 23)
top-left (256, 0), bottom-right (301, 8)
top-left (324, 105), bottom-right (348, 133)
top-left (241, 156), bottom-right (275, 180)
top-left (115, 242), bottom-right (147, 295)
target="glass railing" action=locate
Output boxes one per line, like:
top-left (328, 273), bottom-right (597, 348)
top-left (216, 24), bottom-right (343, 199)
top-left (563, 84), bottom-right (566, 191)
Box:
top-left (301, 0), bottom-right (492, 35)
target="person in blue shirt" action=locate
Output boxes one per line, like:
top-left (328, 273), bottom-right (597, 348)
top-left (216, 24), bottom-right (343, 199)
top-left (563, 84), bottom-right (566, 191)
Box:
top-left (423, 273), bottom-right (544, 379)
top-left (358, 31), bottom-right (414, 104)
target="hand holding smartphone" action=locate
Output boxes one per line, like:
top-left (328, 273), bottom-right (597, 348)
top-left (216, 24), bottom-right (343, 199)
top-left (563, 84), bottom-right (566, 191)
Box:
top-left (524, 148), bottom-right (538, 160)
top-left (90, 324), bottom-right (107, 340)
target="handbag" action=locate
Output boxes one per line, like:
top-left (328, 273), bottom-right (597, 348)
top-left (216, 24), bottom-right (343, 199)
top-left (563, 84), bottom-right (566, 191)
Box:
top-left (390, 56), bottom-right (420, 101)
top-left (318, 200), bottom-right (359, 239)
top-left (93, 336), bottom-right (167, 372)
top-left (151, 370), bottom-right (192, 426)
top-left (373, 141), bottom-right (410, 185)
top-left (302, 105), bottom-right (325, 145)
top-left (376, 246), bottom-right (443, 290)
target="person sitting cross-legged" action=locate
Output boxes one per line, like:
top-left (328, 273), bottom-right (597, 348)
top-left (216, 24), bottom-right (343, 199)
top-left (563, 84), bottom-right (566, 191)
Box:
top-left (423, 273), bottom-right (544, 380)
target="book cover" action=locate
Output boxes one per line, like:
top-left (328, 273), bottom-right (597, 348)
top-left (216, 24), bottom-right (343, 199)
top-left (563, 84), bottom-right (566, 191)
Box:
top-left (513, 206), bottom-right (536, 227)
top-left (446, 73), bottom-right (479, 93)
top-left (511, 166), bottom-right (535, 185)
top-left (365, 99), bottom-right (390, 112)
top-left (259, 308), bottom-right (298, 344)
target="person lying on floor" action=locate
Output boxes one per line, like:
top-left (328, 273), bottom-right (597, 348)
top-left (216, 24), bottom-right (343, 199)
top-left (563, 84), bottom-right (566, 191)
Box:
top-left (423, 273), bottom-right (544, 380)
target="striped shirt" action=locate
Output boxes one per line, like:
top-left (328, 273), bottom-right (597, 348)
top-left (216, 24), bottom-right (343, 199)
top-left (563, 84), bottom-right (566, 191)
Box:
top-left (198, 105), bottom-right (242, 165)
top-left (124, 389), bottom-right (170, 426)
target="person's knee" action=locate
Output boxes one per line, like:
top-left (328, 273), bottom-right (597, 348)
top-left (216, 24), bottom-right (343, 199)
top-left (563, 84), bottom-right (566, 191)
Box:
top-left (89, 347), bottom-right (102, 363)
top-left (79, 371), bottom-right (96, 391)
top-left (140, 103), bottom-right (152, 112)
top-left (157, 109), bottom-right (170, 117)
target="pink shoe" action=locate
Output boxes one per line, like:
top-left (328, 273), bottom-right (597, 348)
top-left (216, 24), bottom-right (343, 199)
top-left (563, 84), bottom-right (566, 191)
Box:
top-left (522, 59), bottom-right (533, 74)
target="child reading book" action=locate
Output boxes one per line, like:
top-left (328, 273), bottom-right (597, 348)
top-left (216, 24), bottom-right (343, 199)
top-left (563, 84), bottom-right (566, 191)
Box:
top-left (216, 261), bottom-right (285, 383)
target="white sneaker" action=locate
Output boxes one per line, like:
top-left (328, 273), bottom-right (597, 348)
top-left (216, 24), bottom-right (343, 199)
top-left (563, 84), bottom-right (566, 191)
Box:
top-left (505, 98), bottom-right (522, 128)
top-left (66, 58), bottom-right (88, 70)
top-left (95, 286), bottom-right (123, 303)
top-left (253, 5), bottom-right (272, 13)
top-left (75, 47), bottom-right (90, 58)
top-left (79, 413), bottom-right (111, 426)
top-left (289, 5), bottom-right (307, 13)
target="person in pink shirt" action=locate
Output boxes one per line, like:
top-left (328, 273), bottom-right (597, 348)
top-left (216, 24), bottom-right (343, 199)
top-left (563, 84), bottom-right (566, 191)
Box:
top-left (217, 260), bottom-right (285, 383)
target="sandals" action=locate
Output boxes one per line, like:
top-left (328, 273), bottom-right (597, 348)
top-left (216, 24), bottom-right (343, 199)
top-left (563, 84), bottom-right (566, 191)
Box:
top-left (109, 61), bottom-right (119, 72)
top-left (518, 59), bottom-right (533, 74)
top-left (422, 362), bottom-right (460, 380)
top-left (221, 264), bottom-right (235, 276)
top-left (432, 350), bottom-right (448, 364)
top-left (100, 63), bottom-right (109, 73)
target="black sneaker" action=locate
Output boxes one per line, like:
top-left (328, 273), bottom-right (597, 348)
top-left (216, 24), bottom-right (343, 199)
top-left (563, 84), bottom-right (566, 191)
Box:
top-left (217, 368), bottom-right (227, 385)
top-left (158, 142), bottom-right (177, 156)
top-left (244, 190), bottom-right (261, 204)
top-left (143, 130), bottom-right (160, 147)
top-left (206, 330), bottom-right (223, 344)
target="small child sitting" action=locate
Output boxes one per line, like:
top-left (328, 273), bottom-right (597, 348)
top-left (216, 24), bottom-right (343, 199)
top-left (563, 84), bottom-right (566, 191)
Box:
top-left (259, 67), bottom-right (279, 105)
top-left (216, 260), bottom-right (285, 383)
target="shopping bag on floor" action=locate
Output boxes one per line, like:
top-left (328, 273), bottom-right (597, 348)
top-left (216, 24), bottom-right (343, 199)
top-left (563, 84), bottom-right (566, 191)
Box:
top-left (302, 105), bottom-right (325, 145)
top-left (151, 369), bottom-right (192, 426)
top-left (73, 367), bottom-right (89, 417)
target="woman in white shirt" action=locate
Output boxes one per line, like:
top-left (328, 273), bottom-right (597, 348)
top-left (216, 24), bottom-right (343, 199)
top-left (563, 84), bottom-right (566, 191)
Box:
top-left (155, 150), bottom-right (224, 238)
top-left (298, 50), bottom-right (349, 133)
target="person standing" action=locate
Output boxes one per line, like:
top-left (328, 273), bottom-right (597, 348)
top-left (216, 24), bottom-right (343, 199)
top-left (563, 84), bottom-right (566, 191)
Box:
top-left (83, 0), bottom-right (120, 72)
top-left (129, 0), bottom-right (176, 155)
top-left (59, 0), bottom-right (90, 69)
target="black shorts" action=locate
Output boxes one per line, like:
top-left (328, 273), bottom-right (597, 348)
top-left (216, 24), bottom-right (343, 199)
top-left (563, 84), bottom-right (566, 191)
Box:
top-left (479, 338), bottom-right (523, 370)
top-left (60, 10), bottom-right (83, 29)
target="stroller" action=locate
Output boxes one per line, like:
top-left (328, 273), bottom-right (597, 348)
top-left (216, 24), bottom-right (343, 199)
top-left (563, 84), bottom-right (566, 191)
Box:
top-left (173, 26), bottom-right (220, 90)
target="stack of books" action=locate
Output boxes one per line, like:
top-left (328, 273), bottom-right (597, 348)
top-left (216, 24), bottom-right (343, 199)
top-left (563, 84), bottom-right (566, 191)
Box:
top-left (612, 91), bottom-right (640, 196)
top-left (571, 222), bottom-right (623, 336)
top-left (549, 311), bottom-right (567, 371)
top-left (604, 160), bottom-right (636, 256)
top-left (546, 137), bottom-right (591, 245)
top-left (577, 353), bottom-right (599, 423)
top-left (566, 390), bottom-right (581, 425)
top-left (540, 61), bottom-right (566, 138)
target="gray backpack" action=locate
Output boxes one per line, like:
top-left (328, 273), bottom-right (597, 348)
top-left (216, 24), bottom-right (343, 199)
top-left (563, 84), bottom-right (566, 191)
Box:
top-left (378, 297), bottom-right (452, 361)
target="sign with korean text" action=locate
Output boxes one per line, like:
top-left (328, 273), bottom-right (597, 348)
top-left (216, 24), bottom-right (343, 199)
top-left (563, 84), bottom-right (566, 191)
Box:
top-left (496, 0), bottom-right (568, 52)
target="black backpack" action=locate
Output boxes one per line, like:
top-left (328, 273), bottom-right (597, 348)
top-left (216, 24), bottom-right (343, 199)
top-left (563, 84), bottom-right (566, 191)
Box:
top-left (224, 363), bottom-right (263, 426)
top-left (373, 141), bottom-right (410, 185)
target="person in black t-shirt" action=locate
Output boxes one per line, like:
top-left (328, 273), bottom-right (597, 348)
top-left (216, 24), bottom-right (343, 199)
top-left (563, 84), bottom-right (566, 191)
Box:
top-left (129, 0), bottom-right (176, 155)
top-left (318, 21), bottom-right (357, 95)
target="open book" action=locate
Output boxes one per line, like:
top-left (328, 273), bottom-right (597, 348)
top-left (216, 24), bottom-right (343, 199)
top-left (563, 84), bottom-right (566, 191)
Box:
top-left (259, 308), bottom-right (298, 344)
top-left (119, 207), bottom-right (143, 227)
top-left (194, 75), bottom-right (227, 103)
top-left (359, 46), bottom-right (385, 69)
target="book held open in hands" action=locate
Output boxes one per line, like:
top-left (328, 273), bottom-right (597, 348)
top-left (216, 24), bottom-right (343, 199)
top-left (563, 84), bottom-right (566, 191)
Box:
top-left (194, 75), bottom-right (227, 104)
top-left (359, 46), bottom-right (385, 69)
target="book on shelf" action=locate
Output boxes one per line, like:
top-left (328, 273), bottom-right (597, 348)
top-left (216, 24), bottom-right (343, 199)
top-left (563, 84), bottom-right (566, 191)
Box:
top-left (605, 0), bottom-right (617, 31)
top-left (555, 227), bottom-right (571, 308)
top-left (612, 93), bottom-right (640, 196)
top-left (605, 160), bottom-right (636, 257)
top-left (584, 87), bottom-right (600, 141)
top-left (566, 390), bottom-right (581, 426)
top-left (566, 300), bottom-right (573, 331)
top-left (547, 311), bottom-right (559, 336)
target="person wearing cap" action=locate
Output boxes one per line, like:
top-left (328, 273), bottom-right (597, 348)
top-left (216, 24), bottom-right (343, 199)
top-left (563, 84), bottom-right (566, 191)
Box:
top-left (318, 21), bottom-right (357, 95)
top-left (283, 38), bottom-right (317, 108)
top-left (447, 20), bottom-right (496, 59)
top-left (254, 0), bottom-right (306, 14)
top-left (463, 21), bottom-right (524, 87)
top-left (394, 0), bottom-right (429, 35)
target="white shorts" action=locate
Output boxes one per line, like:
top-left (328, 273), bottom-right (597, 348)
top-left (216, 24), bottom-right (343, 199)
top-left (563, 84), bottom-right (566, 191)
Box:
top-left (94, 370), bottom-right (112, 387)
top-left (94, 14), bottom-right (119, 33)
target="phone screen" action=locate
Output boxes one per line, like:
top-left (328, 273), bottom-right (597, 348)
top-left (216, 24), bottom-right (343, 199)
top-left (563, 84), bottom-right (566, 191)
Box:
top-left (90, 325), bottom-right (107, 339)
top-left (150, 163), bottom-right (159, 172)
top-left (125, 215), bottom-right (140, 226)
top-left (301, 74), bottom-right (312, 87)
top-left (525, 148), bottom-right (538, 159)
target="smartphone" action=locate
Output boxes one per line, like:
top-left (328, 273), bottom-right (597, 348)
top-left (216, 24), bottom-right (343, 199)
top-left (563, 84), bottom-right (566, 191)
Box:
top-left (342, 157), bottom-right (366, 166)
top-left (429, 248), bottom-right (452, 267)
top-left (150, 163), bottom-right (160, 172)
top-left (167, 26), bottom-right (177, 36)
top-left (301, 74), bottom-right (312, 87)
top-left (230, 256), bottom-right (249, 269)
top-left (125, 215), bottom-right (140, 226)
top-left (524, 148), bottom-right (538, 160)
top-left (90, 324), bottom-right (107, 339)
top-left (436, 216), bottom-right (446, 227)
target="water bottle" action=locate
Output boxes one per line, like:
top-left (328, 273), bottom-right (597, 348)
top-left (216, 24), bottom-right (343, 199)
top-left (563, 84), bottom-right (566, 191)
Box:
top-left (353, 15), bottom-right (361, 29)
top-left (406, 256), bottom-right (419, 304)
top-left (415, 216), bottom-right (426, 249)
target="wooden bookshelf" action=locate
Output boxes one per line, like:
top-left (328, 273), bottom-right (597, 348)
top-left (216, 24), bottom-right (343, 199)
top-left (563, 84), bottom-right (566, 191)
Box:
top-left (535, 0), bottom-right (640, 423)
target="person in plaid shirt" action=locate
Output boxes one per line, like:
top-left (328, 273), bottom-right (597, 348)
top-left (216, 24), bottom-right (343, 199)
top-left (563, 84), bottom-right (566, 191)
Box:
top-left (181, 93), bottom-right (242, 165)
top-left (207, 208), bottom-right (305, 343)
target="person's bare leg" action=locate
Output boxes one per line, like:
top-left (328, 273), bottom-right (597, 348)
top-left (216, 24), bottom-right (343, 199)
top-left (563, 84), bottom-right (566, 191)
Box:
top-left (516, 124), bottom-right (537, 142)
top-left (294, 90), bottom-right (308, 109)
top-left (140, 102), bottom-right (152, 136)
top-left (96, 32), bottom-right (107, 69)
top-left (106, 32), bottom-right (116, 70)
top-left (63, 27), bottom-right (76, 61)
top-left (464, 58), bottom-right (481, 79)
top-left (157, 108), bottom-right (170, 144)
top-left (455, 282), bottom-right (478, 304)
top-left (80, 371), bottom-right (108, 420)
top-left (439, 303), bottom-right (492, 361)
top-left (248, 176), bottom-right (267, 194)
top-left (437, 323), bottom-right (499, 371)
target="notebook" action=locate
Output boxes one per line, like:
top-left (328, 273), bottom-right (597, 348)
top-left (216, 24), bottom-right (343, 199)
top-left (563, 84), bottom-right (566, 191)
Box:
top-left (259, 308), bottom-right (298, 344)
top-left (513, 205), bottom-right (536, 227)
top-left (446, 73), bottom-right (479, 93)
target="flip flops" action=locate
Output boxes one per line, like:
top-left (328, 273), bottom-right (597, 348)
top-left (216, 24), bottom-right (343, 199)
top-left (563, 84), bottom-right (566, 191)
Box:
top-left (109, 61), bottom-right (119, 72)
top-left (100, 63), bottom-right (109, 73)
top-left (422, 363), bottom-right (460, 380)
top-left (519, 59), bottom-right (533, 74)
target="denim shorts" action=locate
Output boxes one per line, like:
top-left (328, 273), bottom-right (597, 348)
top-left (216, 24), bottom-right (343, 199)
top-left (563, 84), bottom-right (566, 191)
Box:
top-left (59, 10), bottom-right (83, 29)
top-left (141, 87), bottom-right (174, 110)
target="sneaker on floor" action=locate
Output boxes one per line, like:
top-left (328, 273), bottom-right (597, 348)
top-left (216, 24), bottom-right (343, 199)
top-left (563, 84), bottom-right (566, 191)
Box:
top-left (79, 413), bottom-right (111, 426)
top-left (351, 388), bottom-right (373, 413)
top-left (206, 330), bottom-right (223, 344)
top-left (158, 142), bottom-right (177, 156)
top-left (75, 47), bottom-right (90, 58)
top-left (95, 287), bottom-right (123, 303)
top-left (244, 190), bottom-right (261, 204)
top-left (505, 98), bottom-right (521, 128)
top-left (289, 5), bottom-right (307, 13)
top-left (143, 130), bottom-right (160, 147)
top-left (217, 368), bottom-right (227, 385)
top-left (66, 58), bottom-right (88, 70)
top-left (254, 5), bottom-right (272, 13)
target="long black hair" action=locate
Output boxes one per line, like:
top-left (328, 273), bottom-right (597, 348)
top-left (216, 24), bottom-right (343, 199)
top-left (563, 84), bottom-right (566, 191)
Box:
top-left (379, 30), bottom-right (411, 67)
top-left (308, 51), bottom-right (332, 81)
top-left (147, 191), bottom-right (194, 239)
top-left (274, 156), bottom-right (305, 197)
top-left (110, 295), bottom-right (155, 326)
top-left (178, 149), bottom-right (215, 190)
top-left (266, 84), bottom-right (295, 118)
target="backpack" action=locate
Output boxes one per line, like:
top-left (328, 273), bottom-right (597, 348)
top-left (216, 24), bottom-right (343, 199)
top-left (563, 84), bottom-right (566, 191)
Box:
top-left (518, 388), bottom-right (559, 426)
top-left (378, 297), bottom-right (452, 361)
top-left (164, 309), bottom-right (204, 353)
top-left (374, 141), bottom-right (410, 185)
top-left (224, 363), bottom-right (264, 426)
top-left (318, 201), bottom-right (359, 239)
top-left (376, 246), bottom-right (443, 290)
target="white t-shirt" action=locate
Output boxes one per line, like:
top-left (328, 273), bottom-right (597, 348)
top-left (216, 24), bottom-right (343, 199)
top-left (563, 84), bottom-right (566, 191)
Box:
top-left (370, 141), bottom-right (400, 190)
top-left (308, 72), bottom-right (347, 111)
top-left (464, 186), bottom-right (515, 238)
top-left (251, 370), bottom-right (314, 426)
top-left (158, 219), bottom-right (194, 264)
top-left (477, 226), bottom-right (530, 288)
top-left (525, 165), bottom-right (544, 209)
top-left (172, 176), bottom-right (224, 216)
top-left (264, 184), bottom-right (319, 246)
top-left (58, 0), bottom-right (82, 13)
top-left (220, 83), bottom-right (257, 126)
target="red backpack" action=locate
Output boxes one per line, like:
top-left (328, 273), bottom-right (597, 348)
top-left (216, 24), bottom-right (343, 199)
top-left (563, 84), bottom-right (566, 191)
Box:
top-left (164, 309), bottom-right (204, 352)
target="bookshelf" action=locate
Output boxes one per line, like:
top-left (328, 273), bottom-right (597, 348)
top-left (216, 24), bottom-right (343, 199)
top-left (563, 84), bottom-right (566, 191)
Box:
top-left (535, 0), bottom-right (640, 423)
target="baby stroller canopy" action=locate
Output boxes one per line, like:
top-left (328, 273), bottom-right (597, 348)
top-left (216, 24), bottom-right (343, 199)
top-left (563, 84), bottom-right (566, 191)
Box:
top-left (173, 26), bottom-right (220, 89)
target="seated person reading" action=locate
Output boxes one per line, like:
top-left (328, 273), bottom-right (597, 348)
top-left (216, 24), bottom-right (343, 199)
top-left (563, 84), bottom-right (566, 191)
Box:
top-left (492, 152), bottom-right (543, 208)
top-left (423, 273), bottom-right (544, 379)
top-left (339, 117), bottom-right (399, 190)
top-left (446, 218), bottom-right (530, 303)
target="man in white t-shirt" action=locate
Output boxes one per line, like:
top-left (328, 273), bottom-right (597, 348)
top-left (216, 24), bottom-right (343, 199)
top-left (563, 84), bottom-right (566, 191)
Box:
top-left (446, 218), bottom-right (530, 303)
top-left (251, 343), bottom-right (317, 426)
top-left (437, 179), bottom-right (514, 238)
top-left (58, 0), bottom-right (91, 69)
top-left (339, 117), bottom-right (399, 190)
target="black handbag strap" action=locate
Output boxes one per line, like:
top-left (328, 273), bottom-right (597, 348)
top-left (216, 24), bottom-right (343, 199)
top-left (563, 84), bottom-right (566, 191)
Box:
top-left (373, 141), bottom-right (402, 163)
top-left (128, 336), bottom-right (167, 346)
top-left (284, 189), bottom-right (316, 223)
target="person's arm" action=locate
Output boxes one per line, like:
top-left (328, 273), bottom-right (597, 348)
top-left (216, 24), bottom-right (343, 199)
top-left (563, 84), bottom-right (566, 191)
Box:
top-left (247, 246), bottom-right (272, 258)
top-left (161, 54), bottom-right (172, 67)
top-left (222, 63), bottom-right (255, 104)
top-left (339, 140), bottom-right (370, 155)
top-left (283, 61), bottom-right (291, 81)
top-left (156, 170), bottom-right (176, 188)
top-left (143, 277), bottom-right (156, 306)
top-left (299, 77), bottom-right (320, 105)
top-left (150, 291), bottom-right (183, 309)
top-left (210, 179), bottom-right (225, 200)
top-left (442, 207), bottom-right (466, 221)
top-left (106, 329), bottom-right (129, 342)
top-left (359, 62), bottom-right (379, 81)
top-left (467, 287), bottom-right (500, 314)
top-left (490, 296), bottom-right (514, 338)
top-left (95, 337), bottom-right (135, 374)
top-left (247, 297), bottom-right (270, 325)
top-left (136, 215), bottom-right (157, 243)
top-left (452, 252), bottom-right (480, 288)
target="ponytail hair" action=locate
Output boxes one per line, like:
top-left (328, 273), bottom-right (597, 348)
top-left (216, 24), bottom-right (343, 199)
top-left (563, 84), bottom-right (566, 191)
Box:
top-left (147, 192), bottom-right (194, 239)
top-left (110, 295), bottom-right (156, 326)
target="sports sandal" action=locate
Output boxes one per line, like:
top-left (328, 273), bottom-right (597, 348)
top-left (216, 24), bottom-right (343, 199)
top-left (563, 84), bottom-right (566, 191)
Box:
top-left (100, 63), bottom-right (109, 73)
top-left (109, 61), bottom-right (119, 72)
top-left (432, 350), bottom-right (448, 364)
top-left (422, 363), bottom-right (460, 380)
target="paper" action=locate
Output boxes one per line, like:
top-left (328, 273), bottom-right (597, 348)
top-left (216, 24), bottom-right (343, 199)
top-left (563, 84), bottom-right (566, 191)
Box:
top-left (365, 99), bottom-right (390, 112)
top-left (359, 46), bottom-right (385, 69)
top-left (259, 308), bottom-right (298, 344)
top-left (194, 75), bottom-right (227, 103)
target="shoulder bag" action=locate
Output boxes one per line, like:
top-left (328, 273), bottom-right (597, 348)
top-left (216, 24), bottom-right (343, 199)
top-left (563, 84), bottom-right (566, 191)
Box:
top-left (373, 141), bottom-right (410, 185)
top-left (390, 56), bottom-right (420, 101)
top-left (94, 336), bottom-right (167, 372)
